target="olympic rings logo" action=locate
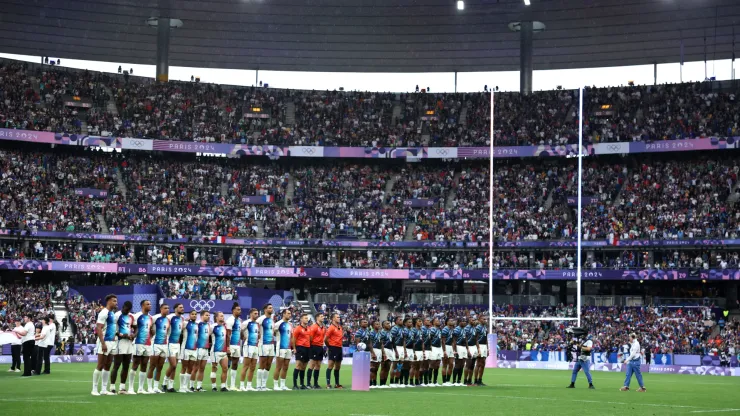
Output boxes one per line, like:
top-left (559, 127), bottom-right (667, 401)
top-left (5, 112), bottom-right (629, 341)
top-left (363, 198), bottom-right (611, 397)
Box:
top-left (302, 148), bottom-right (316, 155)
top-left (189, 300), bottom-right (215, 312)
top-left (607, 144), bottom-right (621, 151)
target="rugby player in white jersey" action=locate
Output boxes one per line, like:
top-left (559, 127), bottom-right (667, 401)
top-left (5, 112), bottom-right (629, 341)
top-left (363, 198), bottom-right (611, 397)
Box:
top-left (91, 294), bottom-right (118, 396)
top-left (273, 309), bottom-right (293, 391)
top-left (163, 303), bottom-right (185, 392)
top-left (147, 303), bottom-right (171, 393)
top-left (131, 300), bottom-right (153, 394)
top-left (225, 302), bottom-right (242, 391)
top-left (211, 311), bottom-right (230, 392)
top-left (239, 308), bottom-right (261, 391)
top-left (180, 310), bottom-right (198, 392)
top-left (255, 303), bottom-right (275, 391)
top-left (111, 300), bottom-right (135, 394)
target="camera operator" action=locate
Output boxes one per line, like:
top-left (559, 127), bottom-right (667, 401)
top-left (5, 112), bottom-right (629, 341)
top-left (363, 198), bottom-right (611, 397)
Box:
top-left (567, 330), bottom-right (595, 389)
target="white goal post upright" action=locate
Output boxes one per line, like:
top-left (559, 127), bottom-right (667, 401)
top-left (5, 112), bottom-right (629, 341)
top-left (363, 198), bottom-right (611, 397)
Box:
top-left (577, 87), bottom-right (584, 328)
top-left (488, 89), bottom-right (494, 334)
top-left (487, 88), bottom-right (584, 335)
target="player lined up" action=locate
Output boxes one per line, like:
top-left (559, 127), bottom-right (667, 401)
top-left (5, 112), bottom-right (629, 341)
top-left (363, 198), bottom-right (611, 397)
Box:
top-left (89, 294), bottom-right (489, 395)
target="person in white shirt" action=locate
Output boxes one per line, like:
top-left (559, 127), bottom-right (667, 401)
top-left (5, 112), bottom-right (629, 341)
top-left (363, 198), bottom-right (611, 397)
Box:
top-left (17, 314), bottom-right (37, 377)
top-left (44, 316), bottom-right (56, 374)
top-left (9, 320), bottom-right (23, 372)
top-left (620, 333), bottom-right (646, 392)
top-left (34, 318), bottom-right (50, 375)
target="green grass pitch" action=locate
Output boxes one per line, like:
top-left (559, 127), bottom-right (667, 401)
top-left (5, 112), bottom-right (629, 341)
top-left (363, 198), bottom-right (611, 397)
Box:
top-left (1, 364), bottom-right (739, 415)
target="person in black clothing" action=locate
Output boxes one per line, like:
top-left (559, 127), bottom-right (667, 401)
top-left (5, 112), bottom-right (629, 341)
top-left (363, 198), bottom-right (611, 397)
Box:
top-left (19, 314), bottom-right (36, 377)
top-left (10, 320), bottom-right (22, 372)
top-left (67, 337), bottom-right (75, 355)
top-left (645, 349), bottom-right (651, 365)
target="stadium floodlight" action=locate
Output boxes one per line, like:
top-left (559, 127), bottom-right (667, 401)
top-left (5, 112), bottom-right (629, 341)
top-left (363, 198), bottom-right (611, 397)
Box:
top-left (524, 0), bottom-right (531, 5)
top-left (457, 1), bottom-right (464, 11)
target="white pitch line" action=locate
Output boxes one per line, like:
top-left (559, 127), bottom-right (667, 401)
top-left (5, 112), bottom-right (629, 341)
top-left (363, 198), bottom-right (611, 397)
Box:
top-left (690, 410), bottom-right (740, 414)
top-left (393, 391), bottom-right (703, 410)
top-left (0, 398), bottom-right (94, 404)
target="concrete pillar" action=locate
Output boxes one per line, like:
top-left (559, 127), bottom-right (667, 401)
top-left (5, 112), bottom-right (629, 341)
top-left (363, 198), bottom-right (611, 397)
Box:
top-left (156, 17), bottom-right (170, 83)
top-left (520, 21), bottom-right (534, 95)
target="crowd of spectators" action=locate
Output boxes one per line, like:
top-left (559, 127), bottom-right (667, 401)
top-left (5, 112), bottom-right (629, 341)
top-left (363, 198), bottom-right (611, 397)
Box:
top-left (65, 293), bottom-right (100, 344)
top-left (0, 283), bottom-right (55, 331)
top-left (5, 61), bottom-right (740, 147)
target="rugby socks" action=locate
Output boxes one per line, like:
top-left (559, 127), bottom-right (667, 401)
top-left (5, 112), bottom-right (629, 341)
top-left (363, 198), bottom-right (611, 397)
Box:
top-left (230, 370), bottom-right (237, 389)
top-left (293, 369), bottom-right (299, 387)
top-left (433, 368), bottom-right (439, 383)
top-left (307, 369), bottom-right (313, 385)
top-left (401, 369), bottom-right (410, 385)
top-left (300, 369), bottom-right (306, 386)
top-left (334, 369), bottom-right (340, 386)
top-left (138, 372), bottom-right (147, 390)
top-left (326, 369), bottom-right (332, 386)
top-left (128, 370), bottom-right (135, 391)
top-left (147, 377), bottom-right (153, 391)
top-left (101, 370), bottom-right (110, 392)
top-left (92, 369), bottom-right (101, 393)
top-left (313, 368), bottom-right (320, 386)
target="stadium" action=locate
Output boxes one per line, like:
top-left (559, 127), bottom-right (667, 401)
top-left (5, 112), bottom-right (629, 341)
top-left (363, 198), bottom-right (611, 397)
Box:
top-left (0, 0), bottom-right (740, 415)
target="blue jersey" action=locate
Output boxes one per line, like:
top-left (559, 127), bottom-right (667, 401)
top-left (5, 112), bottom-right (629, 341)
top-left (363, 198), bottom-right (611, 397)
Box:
top-left (168, 314), bottom-right (184, 344)
top-left (195, 322), bottom-right (211, 349)
top-left (464, 325), bottom-right (477, 345)
top-left (380, 329), bottom-right (394, 349)
top-left (258, 315), bottom-right (274, 344)
top-left (97, 308), bottom-right (117, 342)
top-left (115, 311), bottom-right (134, 337)
top-left (403, 327), bottom-right (414, 348)
top-left (410, 328), bottom-right (422, 350)
top-left (134, 313), bottom-right (152, 345)
top-left (453, 326), bottom-right (466, 345)
top-left (421, 326), bottom-right (431, 349)
top-left (275, 320), bottom-right (293, 350)
top-left (243, 320), bottom-right (259, 346)
top-left (226, 315), bottom-right (242, 346)
top-left (354, 328), bottom-right (370, 345)
top-left (153, 314), bottom-right (170, 345)
top-left (212, 324), bottom-right (227, 352)
top-left (429, 326), bottom-right (442, 348)
top-left (369, 329), bottom-right (382, 349)
top-left (441, 326), bottom-right (453, 346)
top-left (390, 325), bottom-right (404, 346)
top-left (183, 320), bottom-right (198, 350)
top-left (475, 324), bottom-right (487, 345)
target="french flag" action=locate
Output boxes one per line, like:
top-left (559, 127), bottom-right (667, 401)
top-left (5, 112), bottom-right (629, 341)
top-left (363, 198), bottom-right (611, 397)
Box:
top-left (265, 195), bottom-right (275, 203)
top-left (208, 235), bottom-right (226, 244)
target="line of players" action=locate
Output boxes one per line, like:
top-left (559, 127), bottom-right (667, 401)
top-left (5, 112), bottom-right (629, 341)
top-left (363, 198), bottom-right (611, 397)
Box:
top-left (89, 294), bottom-right (490, 395)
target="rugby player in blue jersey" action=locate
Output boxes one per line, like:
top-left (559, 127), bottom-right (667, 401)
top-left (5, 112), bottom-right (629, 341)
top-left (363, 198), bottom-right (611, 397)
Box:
top-left (110, 301), bottom-right (135, 394)
top-left (440, 318), bottom-right (455, 386)
top-left (273, 309), bottom-right (293, 391)
top-left (190, 310), bottom-right (211, 392)
top-left (255, 303), bottom-right (275, 391)
top-left (211, 311), bottom-right (230, 392)
top-left (225, 303), bottom-right (242, 391)
top-left (132, 300), bottom-right (153, 394)
top-left (239, 308), bottom-right (261, 391)
top-left (147, 303), bottom-right (171, 393)
top-left (163, 303), bottom-right (185, 392)
top-left (180, 310), bottom-right (198, 392)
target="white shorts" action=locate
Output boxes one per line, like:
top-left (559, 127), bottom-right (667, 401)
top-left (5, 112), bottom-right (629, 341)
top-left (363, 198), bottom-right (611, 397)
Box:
top-left (395, 346), bottom-right (407, 361)
top-left (153, 344), bottom-right (168, 358)
top-left (260, 344), bottom-right (276, 357)
top-left (430, 346), bottom-right (443, 361)
top-left (182, 349), bottom-right (197, 361)
top-left (196, 348), bottom-right (210, 361)
top-left (372, 348), bottom-right (382, 363)
top-left (95, 340), bottom-right (117, 356)
top-left (383, 348), bottom-right (396, 362)
top-left (135, 344), bottom-right (152, 357)
top-left (229, 345), bottom-right (241, 358)
top-left (116, 340), bottom-right (134, 356)
top-left (414, 350), bottom-right (426, 361)
top-left (445, 345), bottom-right (454, 359)
top-left (167, 343), bottom-right (181, 358)
top-left (277, 349), bottom-right (291, 360)
top-left (456, 345), bottom-right (468, 359)
top-left (468, 346), bottom-right (479, 359)
top-left (242, 345), bottom-right (259, 360)
top-left (478, 345), bottom-right (489, 358)
top-left (214, 351), bottom-right (228, 362)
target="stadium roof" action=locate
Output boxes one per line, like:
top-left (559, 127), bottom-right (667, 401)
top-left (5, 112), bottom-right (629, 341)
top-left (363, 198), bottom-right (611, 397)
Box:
top-left (1, 0), bottom-right (739, 73)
